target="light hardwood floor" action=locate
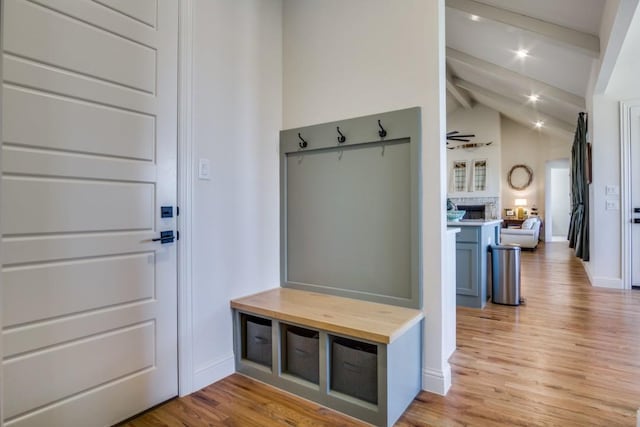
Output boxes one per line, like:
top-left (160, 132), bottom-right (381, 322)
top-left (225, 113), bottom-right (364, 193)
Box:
top-left (123, 242), bottom-right (640, 426)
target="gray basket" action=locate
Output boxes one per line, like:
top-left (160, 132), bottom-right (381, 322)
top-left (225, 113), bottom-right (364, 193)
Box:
top-left (286, 327), bottom-right (319, 384)
top-left (245, 316), bottom-right (272, 367)
top-left (331, 337), bottom-right (377, 404)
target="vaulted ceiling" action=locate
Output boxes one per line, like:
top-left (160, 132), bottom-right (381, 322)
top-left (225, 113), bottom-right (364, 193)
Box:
top-left (446, 0), bottom-right (607, 139)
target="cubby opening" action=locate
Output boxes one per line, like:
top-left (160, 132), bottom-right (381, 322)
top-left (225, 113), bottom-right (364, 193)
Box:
top-left (241, 314), bottom-right (272, 368)
top-left (281, 324), bottom-right (320, 384)
top-left (330, 336), bottom-right (378, 405)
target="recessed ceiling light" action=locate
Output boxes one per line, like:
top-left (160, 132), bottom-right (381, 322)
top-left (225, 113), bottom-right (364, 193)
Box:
top-left (528, 94), bottom-right (540, 103)
top-left (516, 49), bottom-right (529, 59)
top-left (534, 120), bottom-right (544, 128)
top-left (470, 14), bottom-right (480, 21)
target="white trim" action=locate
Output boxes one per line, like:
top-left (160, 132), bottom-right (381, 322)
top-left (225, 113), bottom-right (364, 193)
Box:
top-left (177, 0), bottom-right (195, 397)
top-left (193, 355), bottom-right (235, 392)
top-left (422, 366), bottom-right (452, 396)
top-left (621, 100), bottom-right (640, 290)
top-left (590, 276), bottom-right (624, 289)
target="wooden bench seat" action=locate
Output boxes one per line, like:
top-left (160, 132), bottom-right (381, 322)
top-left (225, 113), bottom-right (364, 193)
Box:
top-left (230, 287), bottom-right (424, 427)
top-left (230, 287), bottom-right (424, 344)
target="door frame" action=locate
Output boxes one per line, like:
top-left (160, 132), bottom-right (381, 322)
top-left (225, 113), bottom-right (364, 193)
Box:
top-left (177, 0), bottom-right (195, 396)
top-left (0, 0), bottom-right (5, 422)
top-left (620, 100), bottom-right (640, 290)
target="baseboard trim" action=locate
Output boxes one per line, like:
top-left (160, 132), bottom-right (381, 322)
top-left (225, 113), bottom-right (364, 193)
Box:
top-left (591, 276), bottom-right (623, 289)
top-left (422, 365), bottom-right (451, 396)
top-left (192, 354), bottom-right (235, 392)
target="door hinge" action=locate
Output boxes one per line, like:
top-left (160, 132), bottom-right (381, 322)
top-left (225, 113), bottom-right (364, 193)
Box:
top-left (177, 206), bottom-right (180, 216)
top-left (177, 230), bottom-right (180, 240)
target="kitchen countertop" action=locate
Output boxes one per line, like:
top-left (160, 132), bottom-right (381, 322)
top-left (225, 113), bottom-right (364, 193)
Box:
top-left (447, 219), bottom-right (503, 227)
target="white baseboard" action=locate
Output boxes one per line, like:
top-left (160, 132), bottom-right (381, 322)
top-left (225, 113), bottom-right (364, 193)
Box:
top-left (591, 276), bottom-right (623, 289)
top-left (422, 365), bottom-right (451, 396)
top-left (192, 354), bottom-right (235, 392)
top-left (581, 261), bottom-right (623, 289)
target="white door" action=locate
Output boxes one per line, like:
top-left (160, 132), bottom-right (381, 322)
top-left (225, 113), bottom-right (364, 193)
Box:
top-left (631, 105), bottom-right (640, 287)
top-left (1, 0), bottom-right (178, 425)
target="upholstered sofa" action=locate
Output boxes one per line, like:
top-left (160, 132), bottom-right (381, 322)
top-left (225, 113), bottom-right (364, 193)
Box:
top-left (500, 217), bottom-right (541, 249)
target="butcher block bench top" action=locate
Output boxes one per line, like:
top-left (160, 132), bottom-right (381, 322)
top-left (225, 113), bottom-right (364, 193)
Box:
top-left (230, 288), bottom-right (424, 344)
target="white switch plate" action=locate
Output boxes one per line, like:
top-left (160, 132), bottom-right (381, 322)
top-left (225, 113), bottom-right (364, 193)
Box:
top-left (198, 158), bottom-right (211, 180)
top-left (606, 200), bottom-right (619, 210)
top-left (605, 185), bottom-right (619, 195)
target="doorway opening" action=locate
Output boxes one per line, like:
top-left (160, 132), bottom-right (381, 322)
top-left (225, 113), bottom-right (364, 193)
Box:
top-left (545, 159), bottom-right (571, 243)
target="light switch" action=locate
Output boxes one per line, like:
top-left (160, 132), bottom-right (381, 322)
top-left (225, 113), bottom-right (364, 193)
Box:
top-left (605, 185), bottom-right (619, 195)
top-left (606, 200), bottom-right (619, 210)
top-left (198, 158), bottom-right (211, 180)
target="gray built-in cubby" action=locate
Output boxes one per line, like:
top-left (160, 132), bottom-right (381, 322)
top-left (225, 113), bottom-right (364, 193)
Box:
top-left (232, 108), bottom-right (424, 426)
top-left (232, 305), bottom-right (422, 426)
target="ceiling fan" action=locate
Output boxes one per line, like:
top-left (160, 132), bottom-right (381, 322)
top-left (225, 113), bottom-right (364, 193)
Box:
top-left (446, 130), bottom-right (492, 150)
top-left (447, 130), bottom-right (476, 142)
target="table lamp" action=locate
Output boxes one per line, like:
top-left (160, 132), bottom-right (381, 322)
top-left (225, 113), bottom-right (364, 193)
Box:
top-left (515, 198), bottom-right (527, 219)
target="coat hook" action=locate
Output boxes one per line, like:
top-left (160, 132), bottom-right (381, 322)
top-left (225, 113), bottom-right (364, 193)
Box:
top-left (298, 133), bottom-right (308, 149)
top-left (337, 126), bottom-right (346, 143)
top-left (378, 120), bottom-right (387, 138)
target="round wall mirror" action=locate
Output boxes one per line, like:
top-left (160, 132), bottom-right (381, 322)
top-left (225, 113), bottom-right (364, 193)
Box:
top-left (507, 164), bottom-right (533, 190)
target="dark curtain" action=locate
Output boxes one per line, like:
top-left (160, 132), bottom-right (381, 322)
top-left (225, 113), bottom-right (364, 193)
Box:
top-left (568, 113), bottom-right (590, 261)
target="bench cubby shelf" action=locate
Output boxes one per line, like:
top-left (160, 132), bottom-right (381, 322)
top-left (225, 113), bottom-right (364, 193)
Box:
top-left (231, 288), bottom-right (423, 427)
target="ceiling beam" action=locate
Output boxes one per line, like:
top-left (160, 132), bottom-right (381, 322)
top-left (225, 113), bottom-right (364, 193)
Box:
top-left (446, 0), bottom-right (600, 58)
top-left (595, 0), bottom-right (640, 93)
top-left (446, 65), bottom-right (473, 109)
top-left (447, 48), bottom-right (586, 110)
top-left (454, 78), bottom-right (575, 139)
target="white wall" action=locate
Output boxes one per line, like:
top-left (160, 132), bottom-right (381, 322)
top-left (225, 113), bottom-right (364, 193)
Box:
top-left (190, 0), bottom-right (282, 390)
top-left (501, 117), bottom-right (572, 219)
top-left (447, 104), bottom-right (501, 199)
top-left (283, 0), bottom-right (451, 395)
top-left (586, 1), bottom-right (640, 288)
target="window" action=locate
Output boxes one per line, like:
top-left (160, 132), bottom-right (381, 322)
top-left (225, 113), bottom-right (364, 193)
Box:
top-left (452, 161), bottom-right (468, 192)
top-left (473, 160), bottom-right (487, 191)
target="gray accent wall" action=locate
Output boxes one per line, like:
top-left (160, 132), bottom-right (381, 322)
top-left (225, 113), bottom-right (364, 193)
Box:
top-left (280, 107), bottom-right (422, 309)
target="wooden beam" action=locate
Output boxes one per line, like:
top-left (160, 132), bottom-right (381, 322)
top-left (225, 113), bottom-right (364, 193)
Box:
top-left (446, 0), bottom-right (600, 58)
top-left (447, 48), bottom-right (586, 110)
top-left (454, 78), bottom-right (575, 139)
top-left (446, 65), bottom-right (473, 110)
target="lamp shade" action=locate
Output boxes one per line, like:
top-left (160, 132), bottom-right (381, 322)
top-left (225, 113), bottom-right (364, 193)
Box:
top-left (514, 198), bottom-right (527, 206)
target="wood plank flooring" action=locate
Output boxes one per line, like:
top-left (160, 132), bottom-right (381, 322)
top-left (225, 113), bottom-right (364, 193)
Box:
top-left (123, 242), bottom-right (640, 426)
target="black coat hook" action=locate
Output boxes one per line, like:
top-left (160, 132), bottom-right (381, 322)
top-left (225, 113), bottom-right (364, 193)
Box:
top-left (378, 120), bottom-right (387, 138)
top-left (298, 133), bottom-right (308, 149)
top-left (337, 126), bottom-right (346, 143)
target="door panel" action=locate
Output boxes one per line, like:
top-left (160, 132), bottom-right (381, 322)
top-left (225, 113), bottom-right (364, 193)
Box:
top-left (4, 253), bottom-right (154, 326)
top-left (5, 322), bottom-right (155, 418)
top-left (4, 178), bottom-right (154, 234)
top-left (4, 0), bottom-right (157, 92)
top-left (93, 0), bottom-right (158, 28)
top-left (4, 87), bottom-right (155, 160)
top-left (1, 0), bottom-right (178, 425)
top-left (631, 106), bottom-right (640, 286)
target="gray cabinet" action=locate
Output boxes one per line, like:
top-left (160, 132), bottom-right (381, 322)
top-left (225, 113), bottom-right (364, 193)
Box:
top-left (449, 222), bottom-right (500, 308)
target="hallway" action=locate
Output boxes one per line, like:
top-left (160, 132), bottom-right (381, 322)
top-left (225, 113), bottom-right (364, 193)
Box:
top-left (125, 243), bottom-right (640, 426)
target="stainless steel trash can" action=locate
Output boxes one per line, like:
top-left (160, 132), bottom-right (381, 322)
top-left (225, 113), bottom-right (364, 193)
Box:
top-left (491, 245), bottom-right (521, 305)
